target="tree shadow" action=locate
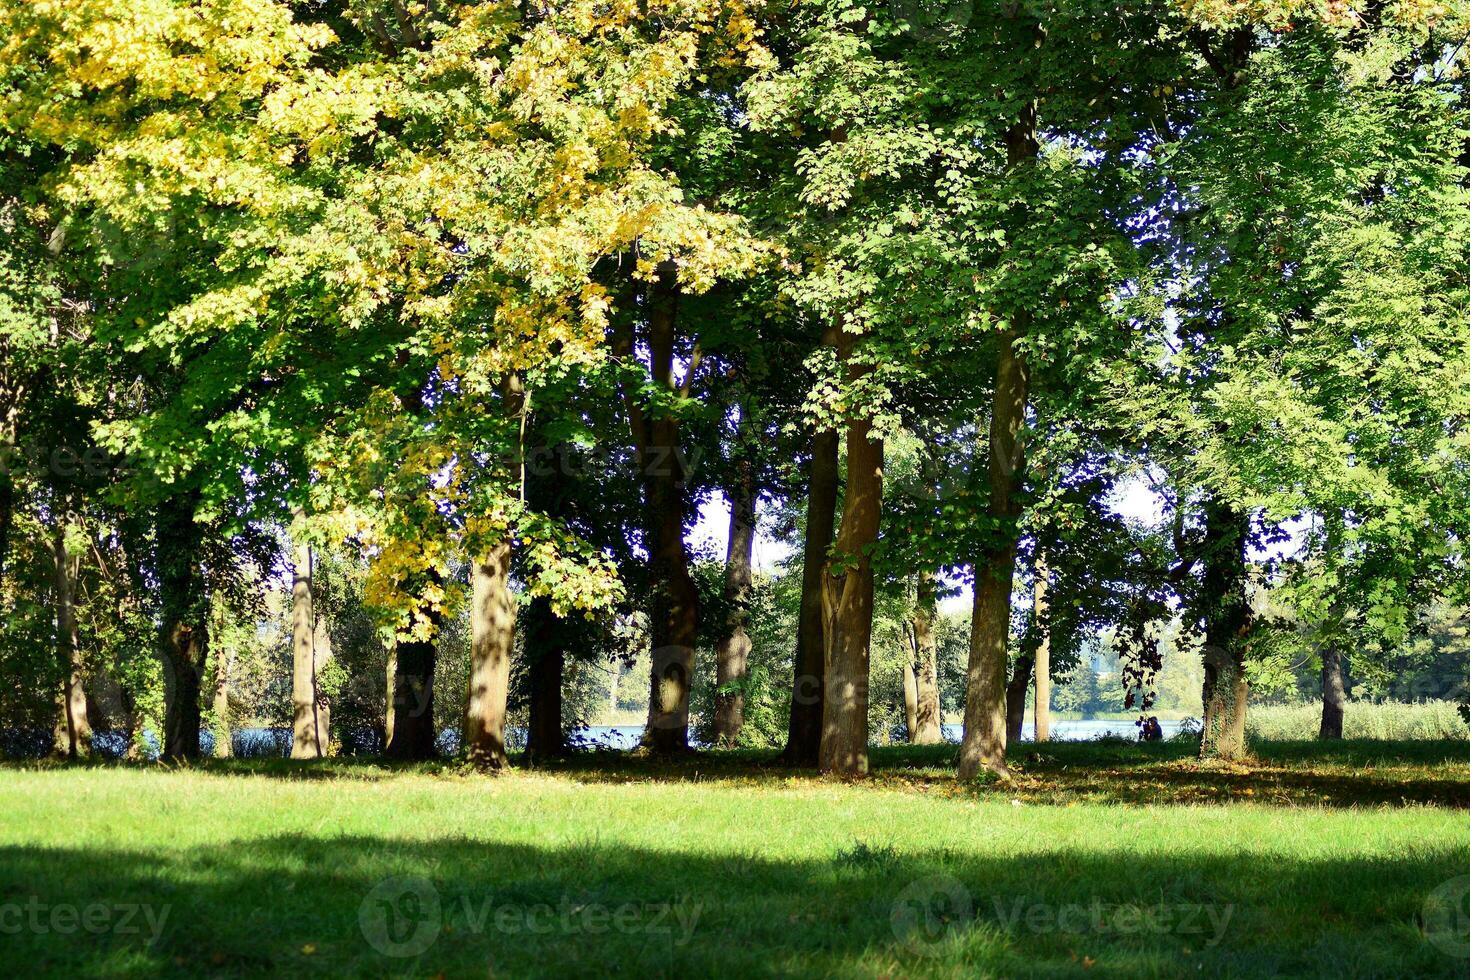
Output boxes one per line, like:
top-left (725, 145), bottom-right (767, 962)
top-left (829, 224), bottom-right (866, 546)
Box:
top-left (1, 833), bottom-right (1467, 978)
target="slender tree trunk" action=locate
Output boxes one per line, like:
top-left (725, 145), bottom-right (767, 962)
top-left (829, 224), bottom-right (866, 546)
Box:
top-left (1319, 645), bottom-right (1346, 740)
top-left (52, 513), bottom-right (91, 759)
top-left (714, 455), bottom-right (756, 747)
top-left (0, 466), bottom-right (13, 586)
top-left (158, 496), bottom-right (207, 761)
top-left (291, 543), bottom-right (329, 759)
top-left (902, 660), bottom-right (919, 742)
top-left (785, 336), bottom-right (840, 764)
top-left (213, 645), bottom-right (234, 758)
top-left (623, 268), bottom-right (698, 753)
top-left (1005, 654), bottom-right (1034, 745)
top-left (911, 571), bottom-right (942, 744)
top-left (525, 595), bottom-right (567, 760)
top-left (1033, 552), bottom-right (1051, 742)
top-left (1199, 500), bottom-right (1251, 760)
top-left (958, 108), bottom-right (1037, 782)
top-left (819, 332), bottom-right (884, 778)
top-left (464, 375), bottom-right (526, 769)
top-left (383, 644), bottom-right (396, 751)
top-left (957, 326), bottom-right (1030, 779)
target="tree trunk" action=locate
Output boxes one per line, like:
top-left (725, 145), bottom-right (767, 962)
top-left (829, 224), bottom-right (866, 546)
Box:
top-left (1033, 552), bottom-right (1051, 742)
top-left (1199, 500), bottom-right (1251, 760)
top-left (1319, 645), bottom-right (1346, 740)
top-left (958, 106), bottom-right (1037, 782)
top-left (291, 543), bottom-right (329, 759)
top-left (212, 645), bottom-right (234, 758)
top-left (785, 359), bottom-right (840, 765)
top-left (157, 496), bottom-right (207, 762)
top-left (1005, 654), bottom-right (1033, 745)
top-left (383, 644), bottom-right (396, 751)
top-left (465, 541), bottom-right (515, 767)
top-left (902, 660), bottom-right (919, 742)
top-left (464, 375), bottom-right (526, 769)
top-left (385, 599), bottom-right (440, 760)
top-left (626, 268), bottom-right (698, 754)
top-left (0, 465), bottom-right (13, 585)
top-left (714, 455), bottom-right (756, 747)
top-left (912, 571), bottom-right (942, 744)
top-left (52, 513), bottom-right (91, 759)
top-left (957, 327), bottom-right (1030, 779)
top-left (819, 332), bottom-right (884, 778)
top-left (525, 595), bottom-right (567, 760)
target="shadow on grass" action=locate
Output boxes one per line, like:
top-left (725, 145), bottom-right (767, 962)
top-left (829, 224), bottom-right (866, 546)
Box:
top-left (3, 832), bottom-right (1470, 978)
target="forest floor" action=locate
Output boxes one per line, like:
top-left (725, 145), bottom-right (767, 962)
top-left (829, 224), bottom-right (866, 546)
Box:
top-left (3, 739), bottom-right (1470, 978)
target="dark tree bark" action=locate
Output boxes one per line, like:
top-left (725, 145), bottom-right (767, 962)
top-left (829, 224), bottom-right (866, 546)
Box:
top-left (1005, 654), bottom-right (1034, 745)
top-left (157, 495), bottom-right (208, 762)
top-left (52, 512), bottom-right (91, 759)
top-left (385, 626), bottom-right (438, 760)
top-left (819, 331), bottom-right (884, 778)
top-left (616, 267), bottom-right (699, 753)
top-left (784, 336), bottom-right (840, 765)
top-left (0, 466), bottom-right (13, 585)
top-left (714, 453), bottom-right (756, 746)
top-left (958, 105), bottom-right (1037, 782)
top-left (902, 660), bottom-right (919, 742)
top-left (1199, 499), bottom-right (1252, 760)
top-left (524, 595), bottom-right (567, 761)
top-left (1319, 645), bottom-right (1346, 740)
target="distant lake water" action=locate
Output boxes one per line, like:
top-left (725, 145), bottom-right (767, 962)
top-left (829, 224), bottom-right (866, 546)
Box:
top-left (11, 717), bottom-right (1183, 760)
top-left (574, 718), bottom-right (1186, 752)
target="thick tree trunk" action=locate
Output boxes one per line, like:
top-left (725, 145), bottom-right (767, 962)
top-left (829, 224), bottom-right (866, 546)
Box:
top-left (52, 514), bottom-right (91, 759)
top-left (464, 375), bottom-right (526, 769)
top-left (1005, 654), bottom-right (1034, 745)
top-left (819, 334), bottom-right (884, 778)
top-left (1319, 645), bottom-right (1346, 740)
top-left (291, 544), bottom-right (330, 759)
top-left (158, 496), bottom-right (208, 762)
top-left (385, 598), bottom-right (440, 760)
top-left (525, 595), bottom-right (567, 760)
top-left (785, 349), bottom-right (840, 765)
top-left (465, 541), bottom-right (515, 767)
top-left (1033, 553), bottom-right (1051, 742)
top-left (958, 327), bottom-right (1030, 779)
top-left (714, 457), bottom-right (756, 747)
top-left (910, 571), bottom-right (942, 744)
top-left (1199, 500), bottom-right (1251, 760)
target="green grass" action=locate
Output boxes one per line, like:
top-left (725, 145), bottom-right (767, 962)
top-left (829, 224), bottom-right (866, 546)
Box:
top-left (1245, 700), bottom-right (1470, 741)
top-left (4, 742), bottom-right (1470, 978)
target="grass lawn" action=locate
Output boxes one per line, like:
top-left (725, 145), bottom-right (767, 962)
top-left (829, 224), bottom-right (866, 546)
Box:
top-left (3, 740), bottom-right (1470, 978)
